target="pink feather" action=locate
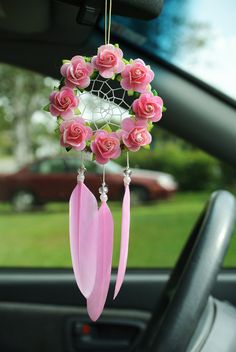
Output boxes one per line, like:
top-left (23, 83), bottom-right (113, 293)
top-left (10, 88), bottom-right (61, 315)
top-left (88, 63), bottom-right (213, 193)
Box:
top-left (87, 201), bottom-right (114, 321)
top-left (69, 183), bottom-right (98, 298)
top-left (114, 184), bottom-right (130, 299)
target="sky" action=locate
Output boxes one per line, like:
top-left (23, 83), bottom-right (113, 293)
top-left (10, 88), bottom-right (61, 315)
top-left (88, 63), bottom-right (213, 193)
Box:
top-left (112, 0), bottom-right (236, 101)
top-left (174, 0), bottom-right (236, 100)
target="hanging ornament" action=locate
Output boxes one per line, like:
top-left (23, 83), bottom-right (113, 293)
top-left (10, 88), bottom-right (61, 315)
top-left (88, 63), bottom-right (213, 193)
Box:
top-left (44, 0), bottom-right (166, 321)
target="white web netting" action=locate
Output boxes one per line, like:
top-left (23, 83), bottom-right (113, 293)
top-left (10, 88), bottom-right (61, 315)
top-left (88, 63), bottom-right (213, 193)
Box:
top-left (78, 74), bottom-right (132, 130)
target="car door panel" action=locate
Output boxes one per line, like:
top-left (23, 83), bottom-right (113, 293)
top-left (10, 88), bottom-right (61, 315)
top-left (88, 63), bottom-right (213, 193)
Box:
top-left (0, 269), bottom-right (236, 352)
top-left (0, 303), bottom-right (149, 352)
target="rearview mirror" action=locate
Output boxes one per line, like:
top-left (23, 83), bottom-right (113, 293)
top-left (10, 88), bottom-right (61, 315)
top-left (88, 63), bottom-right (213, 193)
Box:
top-left (62, 0), bottom-right (163, 26)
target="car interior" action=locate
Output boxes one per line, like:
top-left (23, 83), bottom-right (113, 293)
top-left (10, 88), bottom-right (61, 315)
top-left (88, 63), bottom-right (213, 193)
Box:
top-left (0, 0), bottom-right (236, 351)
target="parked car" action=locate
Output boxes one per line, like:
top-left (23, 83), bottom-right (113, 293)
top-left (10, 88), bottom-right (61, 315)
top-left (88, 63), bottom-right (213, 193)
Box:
top-left (0, 157), bottom-right (177, 211)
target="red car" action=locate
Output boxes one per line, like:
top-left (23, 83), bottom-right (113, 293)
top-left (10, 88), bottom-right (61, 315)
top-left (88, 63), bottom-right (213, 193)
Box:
top-left (0, 156), bottom-right (177, 211)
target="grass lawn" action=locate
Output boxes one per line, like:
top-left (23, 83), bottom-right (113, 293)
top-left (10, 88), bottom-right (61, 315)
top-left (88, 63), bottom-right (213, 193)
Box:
top-left (0, 192), bottom-right (235, 268)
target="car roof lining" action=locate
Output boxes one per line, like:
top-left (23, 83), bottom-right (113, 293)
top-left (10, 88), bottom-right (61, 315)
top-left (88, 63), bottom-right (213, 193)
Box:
top-left (0, 0), bottom-right (163, 35)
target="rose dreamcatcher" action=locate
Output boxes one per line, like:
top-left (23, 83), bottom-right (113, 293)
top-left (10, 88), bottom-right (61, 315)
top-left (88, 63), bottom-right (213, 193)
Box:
top-left (44, 0), bottom-right (165, 321)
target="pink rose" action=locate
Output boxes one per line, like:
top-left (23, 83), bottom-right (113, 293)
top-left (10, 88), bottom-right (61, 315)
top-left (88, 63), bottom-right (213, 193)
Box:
top-left (120, 59), bottom-right (154, 93)
top-left (91, 44), bottom-right (125, 79)
top-left (49, 87), bottom-right (79, 118)
top-left (132, 93), bottom-right (163, 122)
top-left (60, 117), bottom-right (92, 151)
top-left (60, 56), bottom-right (93, 89)
top-left (91, 130), bottom-right (121, 164)
top-left (121, 118), bottom-right (152, 152)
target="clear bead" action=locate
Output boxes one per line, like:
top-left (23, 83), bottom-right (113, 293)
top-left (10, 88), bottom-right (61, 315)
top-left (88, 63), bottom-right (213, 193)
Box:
top-left (124, 176), bottom-right (131, 185)
top-left (124, 167), bottom-right (132, 185)
top-left (78, 166), bottom-right (86, 174)
top-left (77, 166), bottom-right (86, 183)
top-left (77, 174), bottom-right (85, 183)
top-left (99, 183), bottom-right (109, 202)
top-left (124, 168), bottom-right (132, 177)
top-left (99, 183), bottom-right (108, 194)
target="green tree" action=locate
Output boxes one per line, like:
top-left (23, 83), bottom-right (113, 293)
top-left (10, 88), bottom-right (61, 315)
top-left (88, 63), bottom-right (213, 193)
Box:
top-left (0, 63), bottom-right (53, 165)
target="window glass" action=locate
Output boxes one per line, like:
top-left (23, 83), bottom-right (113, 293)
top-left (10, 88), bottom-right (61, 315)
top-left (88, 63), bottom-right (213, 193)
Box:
top-left (110, 0), bottom-right (236, 100)
top-left (0, 64), bottom-right (235, 269)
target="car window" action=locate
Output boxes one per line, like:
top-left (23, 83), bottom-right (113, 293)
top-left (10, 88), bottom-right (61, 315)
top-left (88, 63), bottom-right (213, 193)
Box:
top-left (110, 0), bottom-right (236, 101)
top-left (0, 62), bottom-right (235, 269)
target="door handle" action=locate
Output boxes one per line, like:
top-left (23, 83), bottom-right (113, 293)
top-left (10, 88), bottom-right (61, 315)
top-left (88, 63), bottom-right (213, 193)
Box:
top-left (66, 317), bottom-right (146, 351)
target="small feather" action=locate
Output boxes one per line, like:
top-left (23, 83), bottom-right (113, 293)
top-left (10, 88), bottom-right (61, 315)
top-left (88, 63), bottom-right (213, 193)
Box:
top-left (87, 201), bottom-right (114, 321)
top-left (114, 185), bottom-right (130, 299)
top-left (69, 183), bottom-right (98, 298)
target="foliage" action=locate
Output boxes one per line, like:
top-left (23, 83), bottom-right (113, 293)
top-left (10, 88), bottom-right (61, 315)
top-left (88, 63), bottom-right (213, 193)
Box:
top-left (118, 139), bottom-right (223, 191)
top-left (220, 162), bottom-right (236, 189)
top-left (0, 63), bottom-right (54, 164)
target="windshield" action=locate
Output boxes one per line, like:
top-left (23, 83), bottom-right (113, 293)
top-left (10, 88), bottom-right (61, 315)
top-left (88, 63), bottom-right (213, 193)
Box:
top-left (111, 0), bottom-right (236, 101)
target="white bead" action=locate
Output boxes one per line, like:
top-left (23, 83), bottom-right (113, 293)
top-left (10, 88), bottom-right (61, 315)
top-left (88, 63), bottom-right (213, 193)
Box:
top-left (99, 185), bottom-right (108, 194)
top-left (77, 174), bottom-right (85, 183)
top-left (124, 168), bottom-right (132, 177)
top-left (124, 176), bottom-right (131, 185)
top-left (100, 194), bottom-right (108, 202)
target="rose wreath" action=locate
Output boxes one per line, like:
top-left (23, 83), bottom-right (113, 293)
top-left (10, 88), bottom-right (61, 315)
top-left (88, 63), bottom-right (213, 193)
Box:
top-left (44, 1), bottom-right (166, 321)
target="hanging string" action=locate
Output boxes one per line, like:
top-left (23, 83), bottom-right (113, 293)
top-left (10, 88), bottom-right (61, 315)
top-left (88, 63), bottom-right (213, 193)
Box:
top-left (104, 0), bottom-right (112, 45)
top-left (77, 152), bottom-right (86, 182)
top-left (126, 152), bottom-right (130, 169)
top-left (80, 151), bottom-right (85, 169)
top-left (104, 0), bottom-right (107, 44)
top-left (102, 165), bottom-right (106, 185)
top-left (99, 165), bottom-right (108, 202)
top-left (107, 0), bottom-right (112, 44)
